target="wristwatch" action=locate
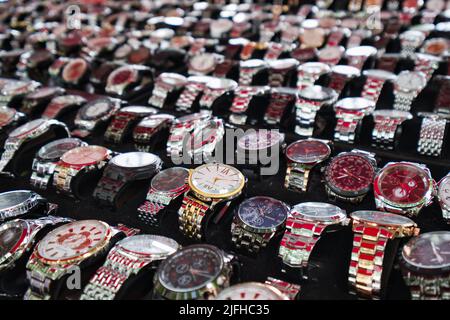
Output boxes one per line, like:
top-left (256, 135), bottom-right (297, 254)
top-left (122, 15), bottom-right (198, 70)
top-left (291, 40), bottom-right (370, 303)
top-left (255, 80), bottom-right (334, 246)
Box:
top-left (0, 79), bottom-right (40, 105)
top-left (137, 167), bottom-right (190, 227)
top-left (327, 65), bottom-right (361, 96)
top-left (376, 53), bottom-right (400, 72)
top-left (185, 118), bottom-right (225, 162)
top-left (61, 58), bottom-right (88, 86)
top-left (198, 78), bottom-right (237, 109)
top-left (166, 112), bottom-right (212, 158)
top-left (317, 45), bottom-right (345, 66)
top-left (238, 59), bottom-right (267, 85)
top-left (285, 139), bottom-right (331, 192)
top-left (24, 220), bottom-right (126, 300)
top-left (417, 112), bottom-right (450, 157)
top-left (300, 19), bottom-right (326, 49)
top-left (188, 53), bottom-right (221, 76)
top-left (72, 97), bottom-right (122, 138)
top-left (215, 282), bottom-right (289, 300)
top-left (264, 87), bottom-right (296, 125)
top-left (400, 30), bottom-right (426, 57)
top-left (53, 145), bottom-right (113, 196)
top-left (279, 202), bottom-right (347, 276)
top-left (259, 20), bottom-right (279, 43)
top-left (371, 109), bottom-right (413, 150)
top-left (210, 19), bottom-right (233, 39)
top-left (0, 106), bottom-right (25, 132)
top-left (437, 173), bottom-right (450, 223)
top-left (421, 38), bottom-right (449, 57)
top-left (30, 138), bottom-right (87, 189)
top-left (105, 65), bottom-right (140, 96)
top-left (264, 42), bottom-right (285, 61)
top-left (0, 216), bottom-right (73, 272)
top-left (0, 190), bottom-right (48, 222)
top-left (361, 69), bottom-right (397, 103)
top-left (133, 114), bottom-right (175, 151)
top-left (324, 149), bottom-right (377, 203)
top-left (178, 163), bottom-right (245, 240)
top-left (296, 62), bottom-right (331, 90)
top-left (374, 162), bottom-right (434, 217)
top-left (104, 106), bottom-right (157, 144)
top-left (348, 210), bottom-right (419, 299)
top-left (80, 235), bottom-right (180, 300)
top-left (93, 152), bottom-right (162, 207)
top-left (21, 87), bottom-right (65, 115)
top-left (333, 97), bottom-right (376, 144)
top-left (345, 45), bottom-right (378, 70)
top-left (153, 244), bottom-right (237, 300)
top-left (392, 71), bottom-right (427, 111)
top-left (0, 118), bottom-right (69, 175)
top-left (229, 86), bottom-right (269, 125)
top-left (295, 85), bottom-right (337, 137)
top-left (264, 277), bottom-right (301, 300)
top-left (267, 59), bottom-right (299, 87)
top-left (41, 95), bottom-right (87, 119)
top-left (414, 53), bottom-right (441, 81)
top-left (148, 73), bottom-right (187, 108)
top-left (400, 231), bottom-right (450, 300)
top-left (231, 196), bottom-right (289, 254)
top-left (175, 76), bottom-right (212, 112)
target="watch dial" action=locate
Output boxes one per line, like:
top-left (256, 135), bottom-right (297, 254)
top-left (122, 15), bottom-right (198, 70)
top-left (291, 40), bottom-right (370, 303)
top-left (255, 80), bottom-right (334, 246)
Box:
top-left (37, 220), bottom-right (109, 262)
top-left (0, 107), bottom-right (16, 127)
top-left (376, 163), bottom-right (430, 205)
top-left (81, 99), bottom-right (113, 119)
top-left (161, 73), bottom-right (187, 86)
top-left (216, 283), bottom-right (286, 300)
top-left (0, 221), bottom-right (26, 259)
top-left (237, 130), bottom-right (282, 151)
top-left (286, 139), bottom-right (330, 163)
top-left (38, 138), bottom-right (84, 161)
top-left (111, 152), bottom-right (159, 168)
top-left (299, 62), bottom-right (330, 75)
top-left (335, 97), bottom-right (375, 111)
top-left (151, 167), bottom-right (189, 192)
top-left (396, 71), bottom-right (426, 91)
top-left (159, 245), bottom-right (223, 292)
top-left (61, 145), bottom-right (108, 166)
top-left (237, 196), bottom-right (288, 229)
top-left (292, 202), bottom-right (346, 222)
top-left (351, 210), bottom-right (414, 226)
top-left (438, 176), bottom-right (450, 207)
top-left (190, 163), bottom-right (245, 197)
top-left (299, 85), bottom-right (335, 101)
top-left (326, 154), bottom-right (375, 194)
top-left (0, 190), bottom-right (33, 212)
top-left (10, 118), bottom-right (45, 138)
top-left (186, 120), bottom-right (223, 153)
top-left (190, 54), bottom-right (215, 73)
top-left (118, 234), bottom-right (179, 257)
top-left (121, 106), bottom-right (157, 115)
top-left (62, 58), bottom-right (87, 83)
top-left (139, 114), bottom-right (174, 128)
top-left (424, 39), bottom-right (448, 55)
top-left (300, 29), bottom-right (325, 48)
top-left (402, 232), bottom-right (450, 269)
top-left (107, 66), bottom-right (137, 86)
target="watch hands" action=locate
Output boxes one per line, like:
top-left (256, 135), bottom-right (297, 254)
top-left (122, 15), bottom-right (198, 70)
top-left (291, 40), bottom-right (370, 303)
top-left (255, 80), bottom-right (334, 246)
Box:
top-left (431, 242), bottom-right (444, 263)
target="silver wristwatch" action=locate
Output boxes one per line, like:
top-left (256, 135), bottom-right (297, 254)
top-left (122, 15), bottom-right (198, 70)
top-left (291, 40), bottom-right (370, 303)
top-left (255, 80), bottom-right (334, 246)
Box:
top-left (0, 190), bottom-right (48, 222)
top-left (393, 71), bottom-right (427, 111)
top-left (437, 173), bottom-right (450, 223)
top-left (198, 78), bottom-right (237, 109)
top-left (238, 59), bottom-right (267, 85)
top-left (371, 109), bottom-right (413, 150)
top-left (148, 73), bottom-right (187, 108)
top-left (417, 112), bottom-right (450, 157)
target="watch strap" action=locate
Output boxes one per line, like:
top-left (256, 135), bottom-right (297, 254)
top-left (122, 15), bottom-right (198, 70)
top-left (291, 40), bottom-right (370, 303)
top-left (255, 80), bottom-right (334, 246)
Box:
top-left (231, 223), bottom-right (269, 253)
top-left (264, 42), bottom-right (284, 61)
top-left (175, 81), bottom-right (206, 112)
top-left (417, 116), bottom-right (447, 157)
top-left (284, 164), bottom-right (311, 192)
top-left (264, 91), bottom-right (295, 125)
top-left (372, 118), bottom-right (403, 150)
top-left (361, 76), bottom-right (387, 102)
top-left (265, 277), bottom-right (300, 300)
top-left (148, 81), bottom-right (173, 109)
top-left (402, 271), bottom-right (450, 300)
top-left (104, 112), bottom-right (139, 144)
top-left (178, 195), bottom-right (209, 240)
top-left (435, 78), bottom-right (450, 113)
top-left (294, 99), bottom-right (322, 137)
top-left (376, 55), bottom-right (399, 72)
top-left (213, 60), bottom-right (234, 78)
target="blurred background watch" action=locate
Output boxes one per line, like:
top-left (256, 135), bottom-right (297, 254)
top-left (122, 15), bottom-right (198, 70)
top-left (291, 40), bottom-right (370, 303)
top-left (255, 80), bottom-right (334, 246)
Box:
top-left (148, 73), bottom-right (187, 109)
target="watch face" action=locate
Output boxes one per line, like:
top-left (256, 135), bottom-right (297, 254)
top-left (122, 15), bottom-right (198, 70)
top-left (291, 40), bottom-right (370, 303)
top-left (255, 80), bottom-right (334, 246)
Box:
top-left (318, 46), bottom-right (343, 61)
top-left (0, 106), bottom-right (16, 128)
top-left (2, 81), bottom-right (38, 96)
top-left (237, 196), bottom-right (288, 230)
top-left (187, 120), bottom-right (224, 154)
top-left (363, 69), bottom-right (396, 80)
top-left (61, 145), bottom-right (108, 166)
top-left (237, 130), bottom-right (283, 151)
top-left (111, 152), bottom-right (159, 168)
top-left (423, 38), bottom-right (449, 56)
top-left (216, 282), bottom-right (287, 300)
top-left (138, 114), bottom-right (175, 128)
top-left (0, 190), bottom-right (33, 212)
top-left (207, 78), bottom-right (237, 90)
top-left (332, 65), bottom-right (361, 77)
top-left (62, 58), bottom-right (87, 83)
top-left (160, 73), bottom-right (187, 86)
top-left (151, 167), bottom-right (189, 192)
top-left (158, 245), bottom-right (223, 292)
top-left (87, 37), bottom-right (115, 52)
top-left (189, 54), bottom-right (216, 73)
top-left (117, 234), bottom-right (179, 258)
top-left (240, 59), bottom-right (266, 68)
top-left (0, 220), bottom-right (26, 259)
top-left (351, 210), bottom-right (415, 226)
top-left (345, 45), bottom-right (377, 57)
top-left (299, 85), bottom-right (336, 101)
top-left (438, 176), bottom-right (450, 207)
top-left (121, 106), bottom-right (157, 115)
top-left (268, 58), bottom-right (298, 70)
top-left (127, 47), bottom-right (151, 65)
top-left (37, 220), bottom-right (110, 263)
top-left (375, 163), bottom-right (431, 206)
top-left (326, 153), bottom-right (375, 195)
top-left (38, 138), bottom-right (84, 161)
top-left (299, 62), bottom-right (331, 75)
top-left (9, 118), bottom-right (46, 138)
top-left (114, 44), bottom-right (132, 60)
top-left (190, 163), bottom-right (245, 198)
top-left (292, 202), bottom-right (346, 222)
top-left (107, 66), bottom-right (138, 87)
top-left (80, 98), bottom-right (114, 120)
top-left (373, 109), bottom-right (413, 121)
top-left (286, 139), bottom-right (331, 163)
top-left (25, 87), bottom-right (61, 100)
top-left (426, 0), bottom-right (445, 10)
top-left (335, 97), bottom-right (375, 111)
top-left (402, 232), bottom-right (450, 270)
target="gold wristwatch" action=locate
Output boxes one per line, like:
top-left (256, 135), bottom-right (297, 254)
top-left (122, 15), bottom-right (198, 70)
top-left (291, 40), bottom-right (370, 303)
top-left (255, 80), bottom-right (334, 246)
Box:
top-left (178, 163), bottom-right (246, 240)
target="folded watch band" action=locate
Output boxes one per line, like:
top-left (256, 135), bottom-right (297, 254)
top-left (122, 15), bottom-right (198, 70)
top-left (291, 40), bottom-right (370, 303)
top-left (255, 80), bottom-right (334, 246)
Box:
top-left (334, 112), bottom-right (365, 144)
top-left (93, 175), bottom-right (127, 205)
top-left (239, 67), bottom-right (259, 85)
top-left (229, 87), bottom-right (264, 125)
top-left (265, 277), bottom-right (300, 300)
top-left (175, 82), bottom-right (205, 112)
top-left (372, 118), bottom-right (403, 150)
top-left (376, 55), bottom-right (399, 72)
top-left (402, 271), bottom-right (450, 300)
top-left (328, 72), bottom-right (351, 95)
top-left (231, 224), bottom-right (270, 253)
top-left (294, 99), bottom-right (323, 137)
top-left (148, 81), bottom-right (173, 108)
top-left (199, 88), bottom-right (226, 109)
top-left (393, 91), bottom-right (416, 111)
top-left (104, 112), bottom-right (139, 144)
top-left (30, 160), bottom-right (57, 189)
top-left (178, 196), bottom-right (209, 240)
top-left (264, 91), bottom-right (295, 125)
top-left (264, 42), bottom-right (284, 61)
top-left (361, 76), bottom-right (388, 102)
top-left (284, 164), bottom-right (311, 192)
top-left (417, 116), bottom-right (447, 157)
